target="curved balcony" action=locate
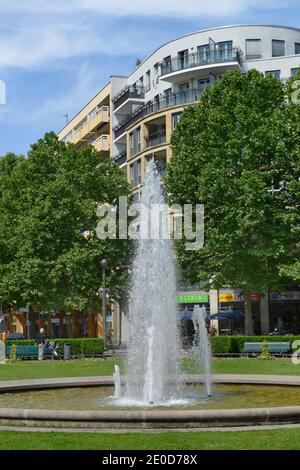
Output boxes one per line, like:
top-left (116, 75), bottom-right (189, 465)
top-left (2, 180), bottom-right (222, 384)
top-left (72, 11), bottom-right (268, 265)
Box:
top-left (145, 132), bottom-right (167, 150)
top-left (113, 90), bottom-right (201, 140)
top-left (160, 48), bottom-right (242, 84)
top-left (113, 85), bottom-right (145, 112)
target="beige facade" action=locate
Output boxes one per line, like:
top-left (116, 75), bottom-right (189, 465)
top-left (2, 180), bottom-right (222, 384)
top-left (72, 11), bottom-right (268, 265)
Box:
top-left (58, 82), bottom-right (111, 158)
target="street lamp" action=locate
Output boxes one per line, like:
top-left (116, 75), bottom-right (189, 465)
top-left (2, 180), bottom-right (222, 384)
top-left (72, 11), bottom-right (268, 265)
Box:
top-left (101, 259), bottom-right (108, 350)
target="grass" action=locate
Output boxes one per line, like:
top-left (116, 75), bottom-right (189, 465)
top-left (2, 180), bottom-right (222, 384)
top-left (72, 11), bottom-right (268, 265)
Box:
top-left (1, 357), bottom-right (300, 450)
top-left (0, 357), bottom-right (299, 382)
top-left (0, 428), bottom-right (300, 450)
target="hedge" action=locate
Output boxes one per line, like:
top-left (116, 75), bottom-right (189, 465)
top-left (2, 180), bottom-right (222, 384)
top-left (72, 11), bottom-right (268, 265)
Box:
top-left (5, 338), bottom-right (104, 356)
top-left (54, 338), bottom-right (104, 356)
top-left (212, 336), bottom-right (300, 354)
top-left (211, 336), bottom-right (232, 354)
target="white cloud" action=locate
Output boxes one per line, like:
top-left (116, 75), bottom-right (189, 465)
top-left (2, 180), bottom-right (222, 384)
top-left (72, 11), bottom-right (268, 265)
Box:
top-left (0, 0), bottom-right (298, 69)
top-left (0, 0), bottom-right (294, 17)
top-left (0, 17), bottom-right (150, 68)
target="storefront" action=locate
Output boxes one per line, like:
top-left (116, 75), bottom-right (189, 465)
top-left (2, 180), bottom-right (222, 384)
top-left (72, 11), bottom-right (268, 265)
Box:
top-left (269, 290), bottom-right (300, 334)
top-left (177, 293), bottom-right (210, 346)
top-left (216, 290), bottom-right (245, 335)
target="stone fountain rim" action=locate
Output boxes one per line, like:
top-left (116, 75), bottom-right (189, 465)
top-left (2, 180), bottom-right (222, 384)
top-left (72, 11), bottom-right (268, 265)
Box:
top-left (1, 375), bottom-right (300, 428)
top-left (1, 374), bottom-right (300, 393)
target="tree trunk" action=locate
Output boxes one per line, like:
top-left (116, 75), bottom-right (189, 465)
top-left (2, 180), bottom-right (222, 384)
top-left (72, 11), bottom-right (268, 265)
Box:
top-left (260, 290), bottom-right (270, 335)
top-left (244, 289), bottom-right (253, 335)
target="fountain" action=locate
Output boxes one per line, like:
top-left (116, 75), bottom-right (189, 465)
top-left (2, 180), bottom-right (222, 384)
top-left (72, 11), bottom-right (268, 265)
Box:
top-left (113, 161), bottom-right (213, 405)
top-left (192, 305), bottom-right (212, 397)
top-left (121, 160), bottom-right (180, 406)
top-left (113, 365), bottom-right (121, 399)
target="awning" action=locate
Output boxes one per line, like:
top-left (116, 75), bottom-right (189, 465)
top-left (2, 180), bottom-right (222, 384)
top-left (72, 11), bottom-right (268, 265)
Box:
top-left (177, 311), bottom-right (193, 321)
top-left (209, 309), bottom-right (244, 320)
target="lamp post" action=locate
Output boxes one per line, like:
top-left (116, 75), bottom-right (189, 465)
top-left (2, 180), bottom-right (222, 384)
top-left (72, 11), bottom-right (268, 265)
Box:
top-left (101, 259), bottom-right (108, 350)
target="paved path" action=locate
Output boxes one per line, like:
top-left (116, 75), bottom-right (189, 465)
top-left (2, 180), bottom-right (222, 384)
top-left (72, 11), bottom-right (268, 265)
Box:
top-left (1, 423), bottom-right (300, 434)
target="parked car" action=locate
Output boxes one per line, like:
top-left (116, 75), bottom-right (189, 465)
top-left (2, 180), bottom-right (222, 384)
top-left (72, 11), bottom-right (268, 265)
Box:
top-left (6, 332), bottom-right (26, 340)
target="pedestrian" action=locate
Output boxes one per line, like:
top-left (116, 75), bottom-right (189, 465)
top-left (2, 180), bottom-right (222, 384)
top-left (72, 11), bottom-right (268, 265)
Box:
top-left (36, 328), bottom-right (45, 361)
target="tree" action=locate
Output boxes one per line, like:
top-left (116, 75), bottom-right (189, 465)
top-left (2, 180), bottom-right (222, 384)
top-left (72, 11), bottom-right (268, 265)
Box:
top-left (166, 70), bottom-right (300, 311)
top-left (0, 133), bottom-right (131, 318)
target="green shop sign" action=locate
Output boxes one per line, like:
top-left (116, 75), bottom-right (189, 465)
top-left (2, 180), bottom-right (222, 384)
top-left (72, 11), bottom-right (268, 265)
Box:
top-left (176, 294), bottom-right (209, 304)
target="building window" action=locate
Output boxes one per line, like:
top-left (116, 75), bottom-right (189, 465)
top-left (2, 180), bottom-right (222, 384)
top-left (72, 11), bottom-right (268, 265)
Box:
top-left (130, 127), bottom-right (141, 156)
top-left (217, 41), bottom-right (233, 60)
top-left (164, 88), bottom-right (172, 107)
top-left (295, 43), bottom-right (300, 55)
top-left (178, 83), bottom-right (190, 104)
top-left (197, 44), bottom-right (209, 63)
top-left (291, 68), bottom-right (300, 77)
top-left (246, 39), bottom-right (262, 59)
top-left (130, 163), bottom-right (134, 187)
top-left (154, 63), bottom-right (159, 85)
top-left (178, 49), bottom-right (189, 69)
top-left (198, 78), bottom-right (211, 95)
top-left (265, 70), bottom-right (281, 80)
top-left (272, 40), bottom-right (285, 57)
top-left (163, 55), bottom-right (171, 74)
top-left (172, 112), bottom-right (182, 131)
top-left (130, 159), bottom-right (142, 188)
top-left (137, 159), bottom-right (142, 185)
top-left (146, 70), bottom-right (151, 92)
top-left (139, 76), bottom-right (144, 88)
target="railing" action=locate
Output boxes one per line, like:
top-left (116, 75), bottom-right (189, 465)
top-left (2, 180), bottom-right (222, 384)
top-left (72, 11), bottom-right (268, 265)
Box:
top-left (160, 48), bottom-right (241, 76)
top-left (91, 134), bottom-right (108, 145)
top-left (145, 132), bottom-right (167, 149)
top-left (113, 86), bottom-right (145, 111)
top-left (65, 106), bottom-right (109, 143)
top-left (113, 90), bottom-right (201, 140)
top-left (91, 134), bottom-right (110, 152)
top-left (113, 151), bottom-right (127, 166)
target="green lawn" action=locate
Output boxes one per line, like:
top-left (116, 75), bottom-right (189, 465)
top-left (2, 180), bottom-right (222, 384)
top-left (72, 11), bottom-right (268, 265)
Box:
top-left (0, 428), bottom-right (300, 450)
top-left (0, 357), bottom-right (299, 382)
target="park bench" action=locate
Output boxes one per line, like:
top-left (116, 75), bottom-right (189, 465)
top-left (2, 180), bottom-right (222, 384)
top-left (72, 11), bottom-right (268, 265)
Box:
top-left (242, 342), bottom-right (291, 355)
top-left (6, 345), bottom-right (38, 359)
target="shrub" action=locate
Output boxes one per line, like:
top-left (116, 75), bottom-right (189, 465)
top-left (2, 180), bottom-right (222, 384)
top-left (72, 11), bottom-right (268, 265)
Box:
top-left (211, 336), bottom-right (232, 354)
top-left (54, 338), bottom-right (104, 356)
top-left (6, 340), bottom-right (35, 347)
top-left (9, 344), bottom-right (17, 363)
top-left (258, 341), bottom-right (274, 360)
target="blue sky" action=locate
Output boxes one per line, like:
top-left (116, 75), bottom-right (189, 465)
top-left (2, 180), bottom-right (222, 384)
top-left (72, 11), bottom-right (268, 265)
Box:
top-left (0, 0), bottom-right (299, 156)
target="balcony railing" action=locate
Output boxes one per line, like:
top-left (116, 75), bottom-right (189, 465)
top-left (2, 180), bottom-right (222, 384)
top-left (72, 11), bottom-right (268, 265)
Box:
top-left (113, 90), bottom-right (201, 140)
top-left (113, 151), bottom-right (127, 166)
top-left (91, 134), bottom-right (110, 152)
top-left (113, 86), bottom-right (145, 111)
top-left (160, 48), bottom-right (241, 77)
top-left (66, 106), bottom-right (110, 144)
top-left (145, 132), bottom-right (167, 149)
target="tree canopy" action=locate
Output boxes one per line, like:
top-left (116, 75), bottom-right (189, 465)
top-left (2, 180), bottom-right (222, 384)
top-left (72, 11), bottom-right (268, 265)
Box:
top-left (166, 70), bottom-right (300, 292)
top-left (0, 132), bottom-right (131, 312)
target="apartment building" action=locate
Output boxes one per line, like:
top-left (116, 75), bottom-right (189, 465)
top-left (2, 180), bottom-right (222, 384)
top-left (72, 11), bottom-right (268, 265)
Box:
top-left (59, 25), bottom-right (300, 341)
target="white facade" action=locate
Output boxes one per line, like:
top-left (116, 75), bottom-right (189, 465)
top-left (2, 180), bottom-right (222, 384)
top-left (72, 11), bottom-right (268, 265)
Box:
top-left (110, 24), bottom-right (300, 159)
